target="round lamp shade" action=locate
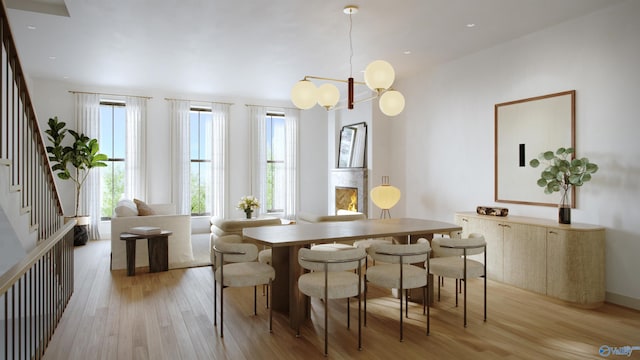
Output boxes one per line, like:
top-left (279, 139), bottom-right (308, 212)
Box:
top-left (379, 90), bottom-right (405, 116)
top-left (364, 60), bottom-right (395, 91)
top-left (317, 83), bottom-right (340, 110)
top-left (370, 184), bottom-right (401, 210)
top-left (291, 80), bottom-right (318, 110)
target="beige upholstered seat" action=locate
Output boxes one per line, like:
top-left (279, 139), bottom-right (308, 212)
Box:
top-left (297, 247), bottom-right (367, 356)
top-left (429, 234), bottom-right (486, 327)
top-left (365, 243), bottom-right (431, 341)
top-left (212, 235), bottom-right (276, 337)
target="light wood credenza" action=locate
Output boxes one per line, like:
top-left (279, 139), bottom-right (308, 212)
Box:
top-left (455, 212), bottom-right (605, 308)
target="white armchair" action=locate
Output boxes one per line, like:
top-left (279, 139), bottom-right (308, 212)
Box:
top-left (110, 200), bottom-right (193, 271)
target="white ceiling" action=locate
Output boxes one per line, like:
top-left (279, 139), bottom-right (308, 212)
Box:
top-left (6, 0), bottom-right (623, 102)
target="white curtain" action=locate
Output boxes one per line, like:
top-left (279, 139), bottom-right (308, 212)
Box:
top-left (210, 103), bottom-right (229, 218)
top-left (249, 105), bottom-right (298, 219)
top-left (169, 100), bottom-right (191, 215)
top-left (74, 93), bottom-right (101, 240)
top-left (250, 105), bottom-right (267, 216)
top-left (125, 96), bottom-right (148, 200)
top-left (283, 108), bottom-right (299, 219)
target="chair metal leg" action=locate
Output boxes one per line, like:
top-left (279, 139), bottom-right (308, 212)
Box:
top-left (254, 286), bottom-right (258, 315)
top-left (399, 288), bottom-right (404, 342)
top-left (426, 285), bottom-right (430, 335)
top-left (463, 249), bottom-right (468, 328)
top-left (269, 279), bottom-right (273, 333)
top-left (213, 279), bottom-right (217, 327)
top-left (438, 276), bottom-right (441, 301)
top-left (347, 297), bottom-right (351, 329)
top-left (220, 283), bottom-right (225, 337)
top-left (364, 275), bottom-right (368, 326)
top-left (455, 279), bottom-right (459, 307)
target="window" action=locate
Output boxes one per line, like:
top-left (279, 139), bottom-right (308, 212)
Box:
top-left (265, 113), bottom-right (285, 213)
top-left (99, 102), bottom-right (126, 220)
top-left (190, 108), bottom-right (213, 216)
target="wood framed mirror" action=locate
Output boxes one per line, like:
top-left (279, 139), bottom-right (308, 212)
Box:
top-left (494, 90), bottom-right (575, 207)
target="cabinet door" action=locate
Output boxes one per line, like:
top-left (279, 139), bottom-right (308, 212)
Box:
top-left (456, 215), bottom-right (503, 282)
top-left (546, 229), bottom-right (605, 304)
top-left (502, 223), bottom-right (547, 294)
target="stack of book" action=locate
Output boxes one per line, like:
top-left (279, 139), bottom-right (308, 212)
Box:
top-left (128, 226), bottom-right (161, 235)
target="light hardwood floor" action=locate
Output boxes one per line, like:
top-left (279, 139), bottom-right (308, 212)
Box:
top-left (42, 239), bottom-right (639, 360)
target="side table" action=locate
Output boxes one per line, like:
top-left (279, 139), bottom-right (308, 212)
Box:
top-left (119, 230), bottom-right (172, 276)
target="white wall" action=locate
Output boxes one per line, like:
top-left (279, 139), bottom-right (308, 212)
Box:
top-left (396, 0), bottom-right (640, 306)
top-left (29, 79), bottom-right (329, 227)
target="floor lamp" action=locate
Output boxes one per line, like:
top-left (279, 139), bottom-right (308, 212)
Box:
top-left (370, 176), bottom-right (401, 218)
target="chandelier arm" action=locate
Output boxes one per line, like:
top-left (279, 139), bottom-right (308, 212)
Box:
top-left (329, 94), bottom-right (379, 111)
top-left (303, 75), bottom-right (366, 86)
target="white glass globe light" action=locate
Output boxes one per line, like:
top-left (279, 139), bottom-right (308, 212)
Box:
top-left (291, 80), bottom-right (318, 110)
top-left (364, 60), bottom-right (395, 91)
top-left (317, 83), bottom-right (340, 110)
top-left (379, 90), bottom-right (405, 116)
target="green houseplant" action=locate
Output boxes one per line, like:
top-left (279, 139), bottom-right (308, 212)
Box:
top-left (45, 116), bottom-right (107, 244)
top-left (529, 147), bottom-right (598, 224)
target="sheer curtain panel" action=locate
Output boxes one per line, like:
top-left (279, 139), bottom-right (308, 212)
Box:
top-left (210, 103), bottom-right (229, 218)
top-left (169, 100), bottom-right (191, 215)
top-left (125, 96), bottom-right (148, 200)
top-left (75, 93), bottom-right (101, 240)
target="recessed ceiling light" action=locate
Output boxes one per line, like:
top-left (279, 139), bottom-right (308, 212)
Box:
top-left (48, 56), bottom-right (56, 60)
top-left (403, 50), bottom-right (412, 55)
top-left (466, 23), bottom-right (476, 28)
top-left (27, 25), bottom-right (36, 30)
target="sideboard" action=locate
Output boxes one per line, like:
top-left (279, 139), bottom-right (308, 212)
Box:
top-left (455, 212), bottom-right (605, 307)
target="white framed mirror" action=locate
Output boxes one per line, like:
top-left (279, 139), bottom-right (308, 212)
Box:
top-left (495, 90), bottom-right (575, 207)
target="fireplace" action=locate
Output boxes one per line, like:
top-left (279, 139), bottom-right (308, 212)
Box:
top-left (335, 187), bottom-right (358, 212)
top-left (330, 169), bottom-right (367, 215)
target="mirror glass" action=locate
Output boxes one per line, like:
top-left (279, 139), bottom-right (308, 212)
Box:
top-left (495, 90), bottom-right (575, 207)
top-left (338, 122), bottom-right (367, 168)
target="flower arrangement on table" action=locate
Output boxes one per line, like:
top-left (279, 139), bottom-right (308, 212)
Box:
top-left (237, 196), bottom-right (260, 219)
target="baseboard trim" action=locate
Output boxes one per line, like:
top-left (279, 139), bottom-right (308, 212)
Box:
top-left (606, 291), bottom-right (640, 311)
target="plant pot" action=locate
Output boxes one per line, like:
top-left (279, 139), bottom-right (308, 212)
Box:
top-left (244, 210), bottom-right (253, 219)
top-left (558, 189), bottom-right (571, 224)
top-left (64, 216), bottom-right (90, 246)
top-left (558, 206), bottom-right (571, 224)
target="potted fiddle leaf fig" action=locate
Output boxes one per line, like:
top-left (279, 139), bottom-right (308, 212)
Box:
top-left (529, 147), bottom-right (598, 224)
top-left (45, 116), bottom-right (108, 245)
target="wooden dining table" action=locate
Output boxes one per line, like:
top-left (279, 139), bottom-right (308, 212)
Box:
top-left (242, 217), bottom-right (462, 328)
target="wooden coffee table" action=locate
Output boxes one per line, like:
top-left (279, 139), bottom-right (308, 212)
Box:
top-left (119, 230), bottom-right (172, 276)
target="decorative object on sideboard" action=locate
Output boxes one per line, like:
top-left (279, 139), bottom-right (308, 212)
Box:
top-left (370, 176), bottom-right (401, 219)
top-left (529, 147), bottom-right (599, 224)
top-left (476, 206), bottom-right (509, 217)
top-left (290, 5), bottom-right (405, 116)
top-left (45, 116), bottom-right (107, 245)
top-left (237, 195), bottom-right (260, 219)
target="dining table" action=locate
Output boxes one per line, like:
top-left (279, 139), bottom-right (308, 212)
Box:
top-left (243, 217), bottom-right (462, 328)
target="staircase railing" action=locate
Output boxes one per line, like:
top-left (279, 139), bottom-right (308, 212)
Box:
top-left (0, 222), bottom-right (74, 360)
top-left (0, 2), bottom-right (74, 360)
top-left (0, 3), bottom-right (64, 240)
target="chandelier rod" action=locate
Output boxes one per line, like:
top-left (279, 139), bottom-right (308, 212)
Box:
top-left (302, 75), bottom-right (366, 85)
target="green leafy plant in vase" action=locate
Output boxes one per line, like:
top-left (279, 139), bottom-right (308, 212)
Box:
top-left (45, 116), bottom-right (107, 244)
top-left (529, 147), bottom-right (598, 224)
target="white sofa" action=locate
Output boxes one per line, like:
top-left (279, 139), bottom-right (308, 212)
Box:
top-left (110, 201), bottom-right (193, 271)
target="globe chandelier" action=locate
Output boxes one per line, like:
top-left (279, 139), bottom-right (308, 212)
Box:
top-left (290, 5), bottom-right (405, 117)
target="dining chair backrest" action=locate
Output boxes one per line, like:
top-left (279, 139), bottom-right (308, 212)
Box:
top-left (368, 243), bottom-right (431, 264)
top-left (212, 234), bottom-right (257, 268)
top-left (432, 233), bottom-right (484, 257)
top-left (298, 247), bottom-right (366, 272)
